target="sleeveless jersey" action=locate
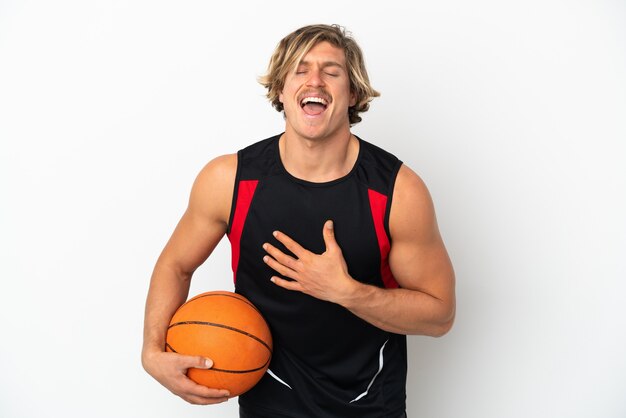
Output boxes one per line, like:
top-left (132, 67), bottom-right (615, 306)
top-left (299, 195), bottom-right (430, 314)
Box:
top-left (227, 134), bottom-right (407, 418)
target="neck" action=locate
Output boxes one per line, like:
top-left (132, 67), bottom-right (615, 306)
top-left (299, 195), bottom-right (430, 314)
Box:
top-left (279, 129), bottom-right (359, 183)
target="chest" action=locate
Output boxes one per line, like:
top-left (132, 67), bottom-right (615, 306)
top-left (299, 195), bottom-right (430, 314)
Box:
top-left (241, 175), bottom-right (384, 284)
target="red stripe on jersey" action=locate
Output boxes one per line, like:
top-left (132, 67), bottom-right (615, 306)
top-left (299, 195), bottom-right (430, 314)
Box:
top-left (228, 180), bottom-right (258, 283)
top-left (368, 189), bottom-right (399, 289)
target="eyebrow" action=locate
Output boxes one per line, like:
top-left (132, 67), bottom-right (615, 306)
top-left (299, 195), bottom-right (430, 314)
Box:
top-left (297, 60), bottom-right (345, 70)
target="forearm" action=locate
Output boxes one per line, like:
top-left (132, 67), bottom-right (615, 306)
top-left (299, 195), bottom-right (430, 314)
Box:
top-left (339, 281), bottom-right (455, 336)
top-left (142, 263), bottom-right (192, 361)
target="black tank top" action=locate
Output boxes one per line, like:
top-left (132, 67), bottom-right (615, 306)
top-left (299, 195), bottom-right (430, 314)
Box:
top-left (228, 134), bottom-right (407, 418)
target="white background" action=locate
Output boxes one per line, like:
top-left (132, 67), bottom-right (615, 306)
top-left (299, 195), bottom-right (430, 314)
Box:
top-left (1, 1), bottom-right (625, 417)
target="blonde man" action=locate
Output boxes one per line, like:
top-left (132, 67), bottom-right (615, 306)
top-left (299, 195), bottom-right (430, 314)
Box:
top-left (143, 24), bottom-right (455, 418)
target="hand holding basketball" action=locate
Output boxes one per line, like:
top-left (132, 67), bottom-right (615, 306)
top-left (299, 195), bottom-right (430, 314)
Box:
top-left (142, 350), bottom-right (231, 405)
top-left (165, 291), bottom-right (273, 397)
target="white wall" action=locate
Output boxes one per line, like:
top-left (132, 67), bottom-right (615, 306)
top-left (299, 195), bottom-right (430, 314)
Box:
top-left (1, 1), bottom-right (624, 417)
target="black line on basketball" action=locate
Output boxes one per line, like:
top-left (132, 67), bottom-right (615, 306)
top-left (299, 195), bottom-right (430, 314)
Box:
top-left (187, 292), bottom-right (263, 315)
top-left (166, 340), bottom-right (271, 374)
top-left (211, 357), bottom-right (271, 374)
top-left (168, 320), bottom-right (272, 352)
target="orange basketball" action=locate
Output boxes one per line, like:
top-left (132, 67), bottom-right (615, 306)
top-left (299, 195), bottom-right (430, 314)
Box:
top-left (165, 291), bottom-right (272, 396)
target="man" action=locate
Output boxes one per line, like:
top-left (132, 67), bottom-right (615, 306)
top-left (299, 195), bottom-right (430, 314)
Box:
top-left (142, 24), bottom-right (455, 417)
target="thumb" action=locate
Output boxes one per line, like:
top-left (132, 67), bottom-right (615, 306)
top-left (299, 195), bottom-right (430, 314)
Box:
top-left (322, 220), bottom-right (339, 251)
top-left (185, 355), bottom-right (214, 370)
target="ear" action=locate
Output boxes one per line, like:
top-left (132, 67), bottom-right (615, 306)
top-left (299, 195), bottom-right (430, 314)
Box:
top-left (349, 90), bottom-right (357, 107)
top-left (279, 91), bottom-right (284, 104)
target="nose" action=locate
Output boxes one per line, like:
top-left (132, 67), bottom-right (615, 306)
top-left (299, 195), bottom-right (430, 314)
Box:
top-left (306, 68), bottom-right (325, 87)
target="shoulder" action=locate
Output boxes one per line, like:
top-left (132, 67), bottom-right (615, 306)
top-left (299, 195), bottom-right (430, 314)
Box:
top-left (358, 138), bottom-right (402, 171)
top-left (196, 154), bottom-right (237, 183)
top-left (188, 154), bottom-right (238, 225)
top-left (238, 134), bottom-right (280, 163)
top-left (354, 138), bottom-right (402, 195)
top-left (393, 164), bottom-right (431, 203)
top-left (192, 154), bottom-right (237, 196)
top-left (389, 164), bottom-right (437, 242)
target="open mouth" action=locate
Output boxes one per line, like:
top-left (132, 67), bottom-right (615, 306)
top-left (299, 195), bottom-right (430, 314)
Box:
top-left (300, 96), bottom-right (329, 116)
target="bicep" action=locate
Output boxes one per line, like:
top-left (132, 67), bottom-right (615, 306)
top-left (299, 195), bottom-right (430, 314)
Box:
top-left (156, 154), bottom-right (237, 276)
top-left (388, 165), bottom-right (455, 301)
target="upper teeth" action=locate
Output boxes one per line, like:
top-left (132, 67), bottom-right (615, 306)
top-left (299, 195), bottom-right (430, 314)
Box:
top-left (301, 97), bottom-right (327, 106)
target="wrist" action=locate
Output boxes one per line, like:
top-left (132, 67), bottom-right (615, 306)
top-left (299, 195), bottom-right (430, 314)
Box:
top-left (142, 342), bottom-right (165, 367)
top-left (336, 278), bottom-right (372, 310)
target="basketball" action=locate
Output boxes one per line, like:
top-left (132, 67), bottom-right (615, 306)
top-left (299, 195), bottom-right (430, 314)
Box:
top-left (165, 291), bottom-right (273, 396)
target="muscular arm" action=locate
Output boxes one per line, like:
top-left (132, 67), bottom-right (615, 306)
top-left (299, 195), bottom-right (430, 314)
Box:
top-left (339, 165), bottom-right (456, 336)
top-left (142, 154), bottom-right (236, 404)
top-left (266, 164), bottom-right (455, 336)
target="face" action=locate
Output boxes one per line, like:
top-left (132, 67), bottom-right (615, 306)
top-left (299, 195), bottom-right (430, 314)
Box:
top-left (279, 41), bottom-right (356, 141)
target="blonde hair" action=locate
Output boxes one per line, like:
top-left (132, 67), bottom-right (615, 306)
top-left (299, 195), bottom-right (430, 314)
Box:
top-left (259, 24), bottom-right (380, 125)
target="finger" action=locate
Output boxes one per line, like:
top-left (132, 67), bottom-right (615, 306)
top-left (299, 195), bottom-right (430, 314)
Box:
top-left (184, 395), bottom-right (229, 405)
top-left (263, 243), bottom-right (299, 271)
top-left (263, 254), bottom-right (298, 278)
top-left (181, 390), bottom-right (231, 405)
top-left (173, 370), bottom-right (231, 399)
top-left (188, 383), bottom-right (231, 400)
top-left (179, 355), bottom-right (214, 371)
top-left (177, 355), bottom-right (231, 397)
top-left (180, 386), bottom-right (231, 404)
top-left (322, 220), bottom-right (339, 252)
top-left (270, 275), bottom-right (303, 292)
top-left (272, 230), bottom-right (307, 258)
